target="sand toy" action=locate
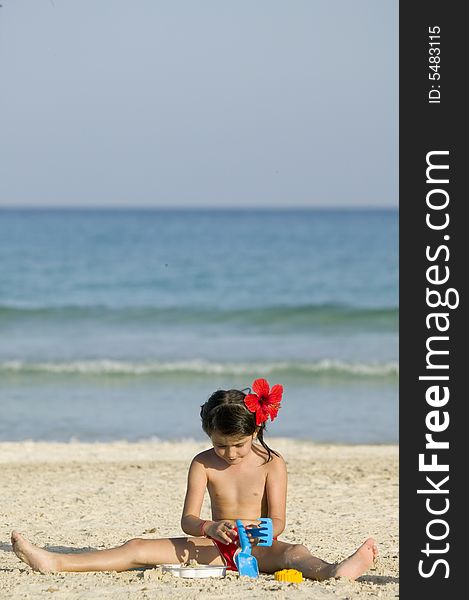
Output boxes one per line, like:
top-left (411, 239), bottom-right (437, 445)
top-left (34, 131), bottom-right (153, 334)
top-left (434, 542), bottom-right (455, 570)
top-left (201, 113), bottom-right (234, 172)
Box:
top-left (274, 569), bottom-right (303, 582)
top-left (161, 564), bottom-right (227, 578)
top-left (234, 518), bottom-right (273, 578)
top-left (245, 518), bottom-right (273, 546)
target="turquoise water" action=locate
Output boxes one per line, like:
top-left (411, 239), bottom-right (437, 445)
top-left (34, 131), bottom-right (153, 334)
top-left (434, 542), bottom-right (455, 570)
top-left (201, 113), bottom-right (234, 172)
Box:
top-left (0, 209), bottom-right (398, 443)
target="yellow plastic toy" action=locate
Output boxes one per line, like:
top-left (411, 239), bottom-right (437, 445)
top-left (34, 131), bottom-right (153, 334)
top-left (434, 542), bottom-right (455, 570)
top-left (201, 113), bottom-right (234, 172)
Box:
top-left (274, 569), bottom-right (303, 582)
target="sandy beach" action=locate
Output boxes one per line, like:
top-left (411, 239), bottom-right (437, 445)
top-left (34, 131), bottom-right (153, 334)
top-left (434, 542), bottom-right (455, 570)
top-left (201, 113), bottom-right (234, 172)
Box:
top-left (1, 439), bottom-right (398, 599)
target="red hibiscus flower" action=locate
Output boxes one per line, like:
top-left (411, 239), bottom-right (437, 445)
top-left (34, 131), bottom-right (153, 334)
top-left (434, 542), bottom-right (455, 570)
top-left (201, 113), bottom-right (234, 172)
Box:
top-left (244, 378), bottom-right (283, 426)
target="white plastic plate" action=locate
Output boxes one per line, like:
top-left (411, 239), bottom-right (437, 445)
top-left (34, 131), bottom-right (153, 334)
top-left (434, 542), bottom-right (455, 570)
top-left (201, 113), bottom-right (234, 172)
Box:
top-left (161, 564), bottom-right (227, 578)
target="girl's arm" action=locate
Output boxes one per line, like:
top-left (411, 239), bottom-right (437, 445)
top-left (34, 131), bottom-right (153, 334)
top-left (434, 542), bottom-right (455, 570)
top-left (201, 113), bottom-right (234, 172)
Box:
top-left (180, 457), bottom-right (209, 537)
top-left (265, 454), bottom-right (288, 537)
top-left (180, 456), bottom-right (238, 544)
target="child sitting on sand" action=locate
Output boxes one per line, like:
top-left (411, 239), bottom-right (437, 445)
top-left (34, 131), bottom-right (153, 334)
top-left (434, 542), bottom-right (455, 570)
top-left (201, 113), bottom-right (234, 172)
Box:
top-left (11, 379), bottom-right (378, 580)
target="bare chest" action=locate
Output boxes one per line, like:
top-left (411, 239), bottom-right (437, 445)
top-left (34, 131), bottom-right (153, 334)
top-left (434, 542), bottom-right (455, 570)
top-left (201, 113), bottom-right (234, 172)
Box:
top-left (207, 467), bottom-right (268, 518)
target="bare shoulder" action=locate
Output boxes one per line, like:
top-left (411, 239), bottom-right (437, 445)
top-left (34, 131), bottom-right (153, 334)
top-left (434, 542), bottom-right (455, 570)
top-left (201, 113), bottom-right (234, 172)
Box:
top-left (266, 450), bottom-right (287, 473)
top-left (253, 445), bottom-right (286, 471)
top-left (191, 448), bottom-right (218, 468)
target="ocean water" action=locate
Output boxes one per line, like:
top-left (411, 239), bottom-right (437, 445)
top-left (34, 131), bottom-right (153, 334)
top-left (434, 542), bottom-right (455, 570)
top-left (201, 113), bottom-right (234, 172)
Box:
top-left (0, 209), bottom-right (398, 443)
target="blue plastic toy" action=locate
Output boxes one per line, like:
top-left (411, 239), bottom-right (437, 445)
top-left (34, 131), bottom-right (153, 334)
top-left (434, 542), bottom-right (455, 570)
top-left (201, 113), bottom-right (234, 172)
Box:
top-left (246, 518), bottom-right (273, 546)
top-left (234, 518), bottom-right (273, 578)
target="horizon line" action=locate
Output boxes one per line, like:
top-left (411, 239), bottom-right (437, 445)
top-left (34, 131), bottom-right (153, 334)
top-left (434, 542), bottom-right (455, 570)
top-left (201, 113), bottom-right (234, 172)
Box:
top-left (0, 204), bottom-right (398, 211)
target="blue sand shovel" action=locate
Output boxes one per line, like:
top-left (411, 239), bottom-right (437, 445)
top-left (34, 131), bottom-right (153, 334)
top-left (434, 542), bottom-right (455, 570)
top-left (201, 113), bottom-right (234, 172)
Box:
top-left (234, 518), bottom-right (273, 578)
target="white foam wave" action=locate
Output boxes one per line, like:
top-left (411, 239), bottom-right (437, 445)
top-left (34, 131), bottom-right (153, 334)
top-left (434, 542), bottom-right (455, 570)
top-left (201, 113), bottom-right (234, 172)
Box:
top-left (0, 359), bottom-right (399, 377)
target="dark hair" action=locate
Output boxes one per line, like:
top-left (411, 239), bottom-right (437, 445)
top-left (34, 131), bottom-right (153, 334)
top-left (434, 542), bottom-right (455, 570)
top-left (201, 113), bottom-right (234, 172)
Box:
top-left (200, 388), bottom-right (279, 462)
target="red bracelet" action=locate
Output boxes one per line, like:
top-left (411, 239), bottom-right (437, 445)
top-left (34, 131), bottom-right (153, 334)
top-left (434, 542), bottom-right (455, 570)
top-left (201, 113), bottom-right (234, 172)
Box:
top-left (199, 520), bottom-right (208, 537)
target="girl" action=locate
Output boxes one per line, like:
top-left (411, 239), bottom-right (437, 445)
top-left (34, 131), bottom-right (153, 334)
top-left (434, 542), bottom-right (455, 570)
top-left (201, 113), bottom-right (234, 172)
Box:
top-left (11, 378), bottom-right (378, 580)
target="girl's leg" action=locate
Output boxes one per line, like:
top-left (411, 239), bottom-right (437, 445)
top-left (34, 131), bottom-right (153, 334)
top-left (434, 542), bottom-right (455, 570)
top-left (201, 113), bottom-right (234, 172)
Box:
top-left (11, 531), bottom-right (224, 573)
top-left (253, 538), bottom-right (378, 581)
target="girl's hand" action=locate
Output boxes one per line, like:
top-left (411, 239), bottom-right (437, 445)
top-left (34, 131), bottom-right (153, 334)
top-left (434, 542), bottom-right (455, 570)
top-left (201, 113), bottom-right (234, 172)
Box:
top-left (205, 520), bottom-right (238, 545)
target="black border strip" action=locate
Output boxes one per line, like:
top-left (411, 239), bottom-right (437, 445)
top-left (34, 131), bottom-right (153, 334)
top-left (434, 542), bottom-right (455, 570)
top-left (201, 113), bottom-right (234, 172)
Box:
top-left (400, 1), bottom-right (464, 596)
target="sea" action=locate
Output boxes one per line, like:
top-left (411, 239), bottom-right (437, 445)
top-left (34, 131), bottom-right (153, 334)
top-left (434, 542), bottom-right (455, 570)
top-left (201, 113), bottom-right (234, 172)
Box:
top-left (0, 209), bottom-right (398, 444)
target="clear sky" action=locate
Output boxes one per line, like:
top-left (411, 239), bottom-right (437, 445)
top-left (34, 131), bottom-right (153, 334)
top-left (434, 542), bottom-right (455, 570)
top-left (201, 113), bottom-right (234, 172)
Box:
top-left (0, 1), bottom-right (397, 208)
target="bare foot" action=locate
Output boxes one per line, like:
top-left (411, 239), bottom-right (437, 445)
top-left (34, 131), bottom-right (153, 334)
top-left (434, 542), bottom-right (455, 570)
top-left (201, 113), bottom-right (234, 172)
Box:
top-left (334, 538), bottom-right (378, 580)
top-left (11, 531), bottom-right (60, 573)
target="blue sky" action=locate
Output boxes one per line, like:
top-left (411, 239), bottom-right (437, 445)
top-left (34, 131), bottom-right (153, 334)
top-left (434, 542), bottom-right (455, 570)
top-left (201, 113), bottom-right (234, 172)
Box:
top-left (0, 1), bottom-right (397, 208)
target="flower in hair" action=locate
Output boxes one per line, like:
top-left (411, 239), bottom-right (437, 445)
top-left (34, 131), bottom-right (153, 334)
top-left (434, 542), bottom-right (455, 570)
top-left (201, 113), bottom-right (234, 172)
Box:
top-left (244, 378), bottom-right (283, 426)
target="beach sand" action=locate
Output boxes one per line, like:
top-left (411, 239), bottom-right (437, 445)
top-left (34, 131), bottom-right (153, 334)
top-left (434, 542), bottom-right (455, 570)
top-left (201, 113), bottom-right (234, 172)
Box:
top-left (1, 439), bottom-right (398, 599)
